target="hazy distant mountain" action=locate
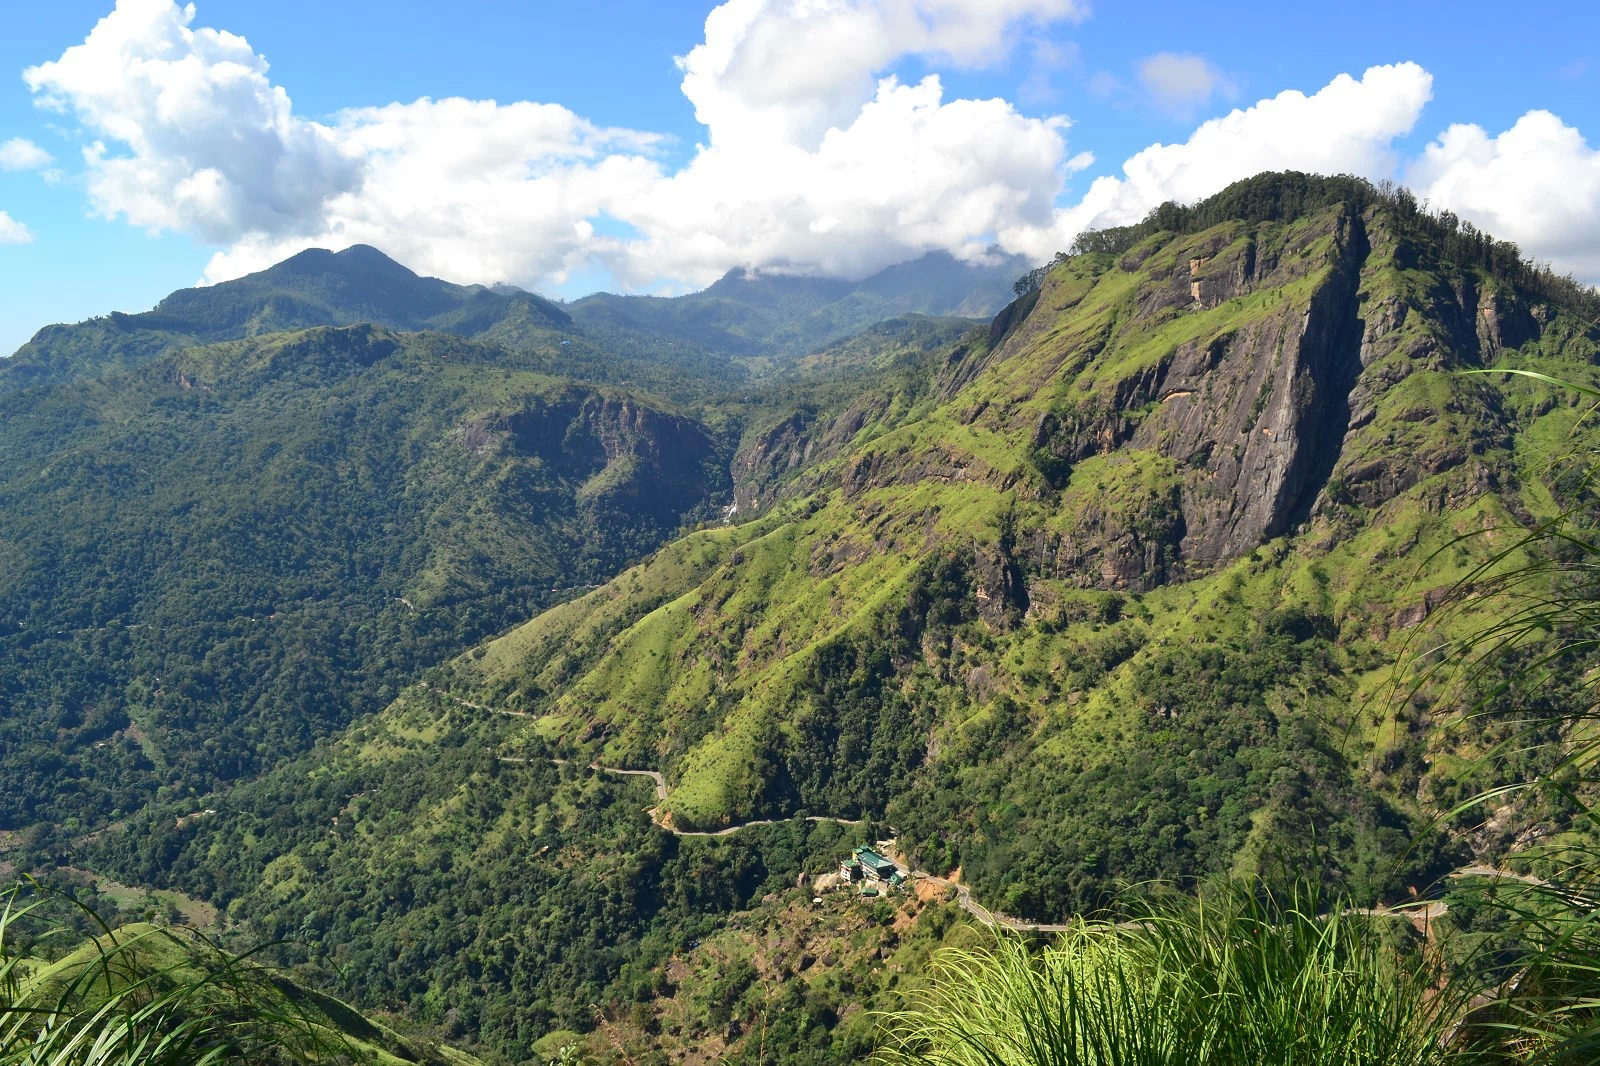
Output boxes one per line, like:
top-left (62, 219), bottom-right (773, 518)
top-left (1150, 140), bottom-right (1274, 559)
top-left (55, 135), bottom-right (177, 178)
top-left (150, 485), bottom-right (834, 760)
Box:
top-left (155, 244), bottom-right (573, 336)
top-left (1, 245), bottom-right (573, 389)
top-left (568, 250), bottom-right (1030, 359)
top-left (3, 246), bottom-right (1029, 397)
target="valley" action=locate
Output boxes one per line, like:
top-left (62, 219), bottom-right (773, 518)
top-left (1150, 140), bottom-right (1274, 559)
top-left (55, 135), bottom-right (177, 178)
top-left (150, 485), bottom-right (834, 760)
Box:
top-left (6, 172), bottom-right (1600, 1064)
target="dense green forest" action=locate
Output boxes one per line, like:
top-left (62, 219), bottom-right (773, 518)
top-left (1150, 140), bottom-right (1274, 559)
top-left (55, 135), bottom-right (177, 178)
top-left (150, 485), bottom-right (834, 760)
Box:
top-left (0, 325), bottom-right (729, 832)
top-left (7, 172), bottom-right (1600, 1063)
top-left (68, 690), bottom-right (931, 1063)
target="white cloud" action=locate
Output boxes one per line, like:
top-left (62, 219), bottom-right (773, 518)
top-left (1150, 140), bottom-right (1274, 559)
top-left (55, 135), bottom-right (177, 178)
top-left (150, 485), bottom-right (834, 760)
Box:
top-left (1135, 52), bottom-right (1236, 116)
top-left (0, 138), bottom-right (53, 171)
top-left (614, 0), bottom-right (1090, 284)
top-left (202, 96), bottom-right (668, 285)
top-left (210, 71), bottom-right (1079, 290)
top-left (0, 211), bottom-right (33, 244)
top-left (605, 74), bottom-right (1080, 286)
top-left (29, 2), bottom-right (1600, 294)
top-left (1409, 110), bottom-right (1600, 280)
top-left (24, 0), bottom-right (360, 242)
top-left (678, 0), bottom-right (1087, 149)
top-left (29, 0), bottom-right (1091, 289)
top-left (999, 62), bottom-right (1435, 260)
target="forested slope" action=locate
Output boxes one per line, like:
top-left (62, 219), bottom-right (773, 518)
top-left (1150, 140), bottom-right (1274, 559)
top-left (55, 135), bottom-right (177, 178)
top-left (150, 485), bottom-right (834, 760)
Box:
top-left (437, 176), bottom-right (1600, 917)
top-left (24, 173), bottom-right (1600, 1064)
top-left (0, 325), bottom-right (727, 832)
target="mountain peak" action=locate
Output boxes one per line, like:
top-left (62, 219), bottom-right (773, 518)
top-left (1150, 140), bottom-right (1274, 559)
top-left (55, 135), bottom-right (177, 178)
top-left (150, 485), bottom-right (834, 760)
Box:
top-left (3, 243), bottom-right (572, 387)
top-left (254, 243), bottom-right (417, 283)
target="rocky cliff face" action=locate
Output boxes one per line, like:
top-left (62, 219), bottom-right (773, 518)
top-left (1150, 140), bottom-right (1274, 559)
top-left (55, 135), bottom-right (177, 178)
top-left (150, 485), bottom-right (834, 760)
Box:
top-left (448, 182), bottom-right (1593, 872)
top-left (1128, 210), bottom-right (1369, 565)
top-left (725, 203), bottom-right (1527, 596)
top-left (459, 390), bottom-right (724, 530)
top-left (958, 204), bottom-right (1533, 589)
top-left (732, 204), bottom-right (1494, 591)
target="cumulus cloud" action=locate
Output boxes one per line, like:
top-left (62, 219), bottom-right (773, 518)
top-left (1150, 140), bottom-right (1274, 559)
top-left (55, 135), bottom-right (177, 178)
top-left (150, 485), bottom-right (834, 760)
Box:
top-left (1135, 53), bottom-right (1237, 116)
top-left (29, 0), bottom-right (1091, 288)
top-left (1409, 110), bottom-right (1600, 280)
top-left (26, 2), bottom-right (1600, 292)
top-left (203, 97), bottom-right (668, 285)
top-left (0, 138), bottom-right (53, 171)
top-left (24, 0), bottom-right (360, 241)
top-left (1000, 62), bottom-right (1435, 259)
top-left (678, 0), bottom-right (1086, 149)
top-left (615, 0), bottom-right (1092, 283)
top-left (0, 211), bottom-right (33, 244)
top-left (606, 74), bottom-right (1081, 286)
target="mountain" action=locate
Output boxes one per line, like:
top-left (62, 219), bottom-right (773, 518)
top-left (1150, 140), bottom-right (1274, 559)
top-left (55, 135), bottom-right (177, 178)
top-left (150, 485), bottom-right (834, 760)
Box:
top-left (0, 324), bottom-right (727, 830)
top-left (78, 174), bottom-right (1600, 1062)
top-left (153, 244), bottom-right (572, 336)
top-left (1, 245), bottom-right (572, 390)
top-left (0, 239), bottom-right (1034, 835)
top-left (3, 247), bottom-right (1027, 401)
top-left (567, 250), bottom-right (1029, 361)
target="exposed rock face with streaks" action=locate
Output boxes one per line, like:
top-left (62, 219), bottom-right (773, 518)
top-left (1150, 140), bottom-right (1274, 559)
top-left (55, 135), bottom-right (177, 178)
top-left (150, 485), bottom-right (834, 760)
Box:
top-left (731, 201), bottom-right (1529, 598)
top-left (86, 177), bottom-right (1600, 1066)
top-left (450, 180), bottom-right (1593, 862)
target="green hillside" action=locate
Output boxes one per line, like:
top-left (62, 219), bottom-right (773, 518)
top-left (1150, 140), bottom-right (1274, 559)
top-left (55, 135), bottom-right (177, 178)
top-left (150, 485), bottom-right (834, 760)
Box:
top-left (422, 175), bottom-right (1599, 916)
top-left (0, 324), bottom-right (727, 831)
top-left (59, 174), bottom-right (1600, 1064)
top-left (83, 686), bottom-right (913, 1062)
top-left (5, 906), bottom-right (486, 1065)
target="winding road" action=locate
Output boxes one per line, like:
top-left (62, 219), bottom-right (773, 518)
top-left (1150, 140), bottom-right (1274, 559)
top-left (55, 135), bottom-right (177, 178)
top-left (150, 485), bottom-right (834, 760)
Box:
top-left (506, 757), bottom-right (866, 838)
top-left (437, 684), bottom-right (1561, 935)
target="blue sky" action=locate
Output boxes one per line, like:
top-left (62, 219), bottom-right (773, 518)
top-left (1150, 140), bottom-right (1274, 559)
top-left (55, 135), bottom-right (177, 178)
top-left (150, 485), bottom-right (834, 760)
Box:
top-left (1, 0), bottom-right (1598, 357)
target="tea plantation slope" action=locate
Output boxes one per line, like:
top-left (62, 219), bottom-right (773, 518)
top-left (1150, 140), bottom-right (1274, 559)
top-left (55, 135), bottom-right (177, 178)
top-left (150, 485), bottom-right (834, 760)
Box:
top-left (451, 189), bottom-right (1600, 917)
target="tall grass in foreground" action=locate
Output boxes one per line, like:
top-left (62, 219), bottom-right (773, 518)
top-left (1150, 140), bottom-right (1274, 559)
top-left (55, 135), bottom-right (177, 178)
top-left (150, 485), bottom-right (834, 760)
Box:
top-left (0, 884), bottom-right (345, 1065)
top-left (1466, 874), bottom-right (1600, 1064)
top-left (1410, 369), bottom-right (1600, 1063)
top-left (883, 880), bottom-right (1475, 1066)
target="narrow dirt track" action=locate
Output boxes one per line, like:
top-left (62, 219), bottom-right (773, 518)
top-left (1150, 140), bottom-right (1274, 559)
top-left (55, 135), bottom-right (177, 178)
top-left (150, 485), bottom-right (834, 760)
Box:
top-left (443, 685), bottom-right (1554, 934)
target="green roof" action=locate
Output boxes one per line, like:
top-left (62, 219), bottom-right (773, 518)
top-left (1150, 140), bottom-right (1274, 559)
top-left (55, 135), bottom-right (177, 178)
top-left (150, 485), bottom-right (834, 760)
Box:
top-left (853, 847), bottom-right (897, 873)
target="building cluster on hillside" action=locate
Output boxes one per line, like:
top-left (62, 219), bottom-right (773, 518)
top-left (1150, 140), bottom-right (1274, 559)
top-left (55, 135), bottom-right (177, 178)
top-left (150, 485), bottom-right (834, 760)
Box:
top-left (838, 844), bottom-right (906, 897)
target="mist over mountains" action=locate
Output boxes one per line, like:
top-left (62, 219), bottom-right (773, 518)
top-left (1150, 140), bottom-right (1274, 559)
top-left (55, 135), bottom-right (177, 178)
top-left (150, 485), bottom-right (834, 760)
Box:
top-left (3, 245), bottom-right (1026, 394)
